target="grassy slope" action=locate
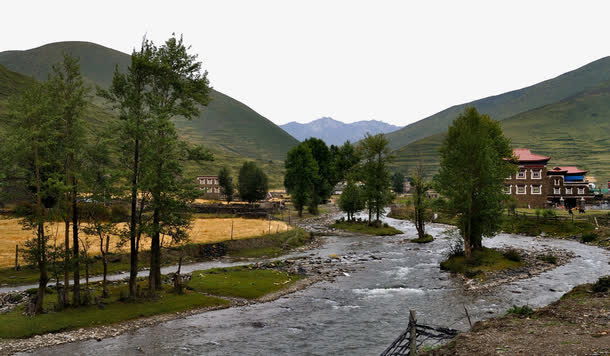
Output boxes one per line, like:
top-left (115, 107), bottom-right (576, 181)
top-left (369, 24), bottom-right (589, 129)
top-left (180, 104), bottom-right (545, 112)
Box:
top-left (391, 81), bottom-right (610, 184)
top-left (0, 41), bottom-right (297, 186)
top-left (386, 56), bottom-right (610, 150)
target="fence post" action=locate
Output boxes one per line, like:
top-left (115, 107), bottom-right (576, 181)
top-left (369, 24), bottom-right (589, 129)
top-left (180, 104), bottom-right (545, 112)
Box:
top-left (15, 244), bottom-right (19, 271)
top-left (231, 220), bottom-right (234, 240)
top-left (409, 310), bottom-right (417, 356)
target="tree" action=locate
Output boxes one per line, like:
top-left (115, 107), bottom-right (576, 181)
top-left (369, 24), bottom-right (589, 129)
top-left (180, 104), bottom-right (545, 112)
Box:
top-left (138, 35), bottom-right (212, 293)
top-left (238, 162), bottom-right (268, 204)
top-left (391, 171), bottom-right (405, 194)
top-left (98, 38), bottom-right (157, 299)
top-left (330, 141), bottom-right (360, 187)
top-left (303, 138), bottom-right (332, 214)
top-left (435, 107), bottom-right (515, 258)
top-left (3, 83), bottom-right (62, 314)
top-left (218, 166), bottom-right (234, 203)
top-left (284, 143), bottom-right (318, 217)
top-left (412, 163), bottom-right (429, 240)
top-left (338, 180), bottom-right (365, 221)
top-left (358, 133), bottom-right (394, 223)
top-left (47, 53), bottom-right (90, 306)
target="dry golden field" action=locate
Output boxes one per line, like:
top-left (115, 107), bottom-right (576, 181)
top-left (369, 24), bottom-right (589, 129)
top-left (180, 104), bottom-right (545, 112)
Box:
top-left (0, 217), bottom-right (291, 268)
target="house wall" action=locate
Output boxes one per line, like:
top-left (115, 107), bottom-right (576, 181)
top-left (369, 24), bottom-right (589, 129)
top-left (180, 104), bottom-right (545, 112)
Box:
top-left (505, 164), bottom-right (548, 208)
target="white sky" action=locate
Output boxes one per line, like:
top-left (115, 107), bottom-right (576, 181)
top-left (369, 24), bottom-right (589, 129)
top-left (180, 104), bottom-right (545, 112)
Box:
top-left (3, 0), bottom-right (610, 126)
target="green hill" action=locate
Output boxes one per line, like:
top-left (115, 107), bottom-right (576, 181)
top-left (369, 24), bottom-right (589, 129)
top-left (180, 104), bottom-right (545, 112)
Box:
top-left (0, 42), bottom-right (298, 187)
top-left (386, 56), bottom-right (610, 150)
top-left (392, 82), bottom-right (610, 184)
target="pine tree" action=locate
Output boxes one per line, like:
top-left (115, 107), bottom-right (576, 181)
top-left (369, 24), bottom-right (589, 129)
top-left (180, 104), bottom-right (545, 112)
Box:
top-left (284, 143), bottom-right (318, 217)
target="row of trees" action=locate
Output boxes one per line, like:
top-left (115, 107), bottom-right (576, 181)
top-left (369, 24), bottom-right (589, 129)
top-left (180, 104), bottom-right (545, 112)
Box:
top-left (0, 35), bottom-right (214, 313)
top-left (217, 162), bottom-right (269, 204)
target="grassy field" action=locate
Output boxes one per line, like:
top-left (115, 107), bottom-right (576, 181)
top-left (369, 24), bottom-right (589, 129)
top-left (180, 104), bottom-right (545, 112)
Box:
top-left (0, 264), bottom-right (302, 339)
top-left (440, 247), bottom-right (523, 278)
top-left (0, 217), bottom-right (291, 267)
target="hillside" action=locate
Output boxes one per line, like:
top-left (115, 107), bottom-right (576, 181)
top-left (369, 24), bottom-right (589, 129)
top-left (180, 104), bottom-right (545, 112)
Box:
top-left (0, 41), bottom-right (298, 186)
top-left (281, 117), bottom-right (401, 146)
top-left (0, 65), bottom-right (36, 116)
top-left (392, 82), bottom-right (610, 184)
top-left (386, 56), bottom-right (610, 150)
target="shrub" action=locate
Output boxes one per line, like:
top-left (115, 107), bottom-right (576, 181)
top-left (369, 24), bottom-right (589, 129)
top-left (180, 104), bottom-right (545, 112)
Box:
top-left (503, 249), bottom-right (522, 262)
top-left (507, 305), bottom-right (534, 316)
top-left (581, 232), bottom-right (598, 243)
top-left (592, 276), bottom-right (610, 293)
top-left (538, 254), bottom-right (558, 265)
top-left (412, 234), bottom-right (434, 244)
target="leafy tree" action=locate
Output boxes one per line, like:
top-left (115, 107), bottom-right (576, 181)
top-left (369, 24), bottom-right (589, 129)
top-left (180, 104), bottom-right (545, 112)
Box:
top-left (3, 83), bottom-right (62, 314)
top-left (238, 161), bottom-right (269, 204)
top-left (218, 166), bottom-right (235, 203)
top-left (47, 53), bottom-right (90, 306)
top-left (303, 138), bottom-right (332, 214)
top-left (338, 180), bottom-right (365, 221)
top-left (435, 107), bottom-right (515, 258)
top-left (358, 133), bottom-right (394, 223)
top-left (330, 141), bottom-right (360, 186)
top-left (391, 171), bottom-right (405, 194)
top-left (284, 143), bottom-right (318, 217)
top-left (412, 163), bottom-right (429, 240)
top-left (139, 35), bottom-right (212, 292)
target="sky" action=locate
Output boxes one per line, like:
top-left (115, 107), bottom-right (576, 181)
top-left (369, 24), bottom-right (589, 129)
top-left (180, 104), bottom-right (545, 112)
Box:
top-left (2, 0), bottom-right (610, 126)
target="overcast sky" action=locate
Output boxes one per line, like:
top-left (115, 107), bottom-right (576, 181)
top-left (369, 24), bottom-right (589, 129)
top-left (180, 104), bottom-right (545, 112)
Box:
top-left (3, 1), bottom-right (610, 126)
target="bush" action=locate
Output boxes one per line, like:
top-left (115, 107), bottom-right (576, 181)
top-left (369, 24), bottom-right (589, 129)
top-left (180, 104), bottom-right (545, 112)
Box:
top-left (542, 209), bottom-right (557, 218)
top-left (592, 276), bottom-right (610, 293)
top-left (581, 232), bottom-right (598, 243)
top-left (506, 304), bottom-right (534, 316)
top-left (538, 254), bottom-right (558, 265)
top-left (503, 249), bottom-right (522, 262)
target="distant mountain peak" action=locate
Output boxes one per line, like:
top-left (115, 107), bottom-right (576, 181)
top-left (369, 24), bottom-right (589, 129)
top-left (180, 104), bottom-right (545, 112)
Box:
top-left (280, 117), bottom-right (401, 146)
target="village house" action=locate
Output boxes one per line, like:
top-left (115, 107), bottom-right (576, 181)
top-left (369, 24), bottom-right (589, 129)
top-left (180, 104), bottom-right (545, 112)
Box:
top-left (197, 175), bottom-right (221, 199)
top-left (504, 148), bottom-right (594, 209)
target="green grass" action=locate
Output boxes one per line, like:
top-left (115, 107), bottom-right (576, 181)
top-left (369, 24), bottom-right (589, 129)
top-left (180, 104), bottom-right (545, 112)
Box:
top-left (188, 265), bottom-right (301, 299)
top-left (440, 247), bottom-right (523, 277)
top-left (501, 216), bottom-right (595, 237)
top-left (411, 234), bottom-right (434, 243)
top-left (0, 283), bottom-right (229, 339)
top-left (330, 221), bottom-right (403, 236)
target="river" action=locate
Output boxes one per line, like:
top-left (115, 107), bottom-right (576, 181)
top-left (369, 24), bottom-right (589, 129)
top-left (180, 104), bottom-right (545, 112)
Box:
top-left (20, 216), bottom-right (610, 355)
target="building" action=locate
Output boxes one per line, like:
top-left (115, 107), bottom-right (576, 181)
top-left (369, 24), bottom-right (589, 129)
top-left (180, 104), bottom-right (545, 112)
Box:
top-left (504, 148), bottom-right (593, 208)
top-left (197, 175), bottom-right (221, 199)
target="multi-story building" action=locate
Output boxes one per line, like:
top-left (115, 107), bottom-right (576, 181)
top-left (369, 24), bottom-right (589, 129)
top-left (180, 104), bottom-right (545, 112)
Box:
top-left (504, 148), bottom-right (593, 208)
top-left (197, 175), bottom-right (221, 199)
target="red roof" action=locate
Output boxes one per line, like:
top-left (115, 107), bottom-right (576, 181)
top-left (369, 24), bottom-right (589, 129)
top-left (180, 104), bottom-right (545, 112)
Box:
top-left (558, 166), bottom-right (587, 174)
top-left (512, 148), bottom-right (551, 162)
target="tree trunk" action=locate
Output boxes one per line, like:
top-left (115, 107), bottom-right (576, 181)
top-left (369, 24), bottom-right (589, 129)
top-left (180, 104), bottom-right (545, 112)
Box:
top-left (71, 183), bottom-right (80, 306)
top-left (63, 220), bottom-right (70, 306)
top-left (34, 223), bottom-right (48, 314)
top-left (101, 235), bottom-right (109, 298)
top-left (129, 139), bottom-right (139, 300)
top-left (149, 205), bottom-right (162, 293)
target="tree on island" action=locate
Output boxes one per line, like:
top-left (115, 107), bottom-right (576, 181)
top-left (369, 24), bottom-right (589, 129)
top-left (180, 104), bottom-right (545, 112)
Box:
top-left (284, 143), bottom-right (318, 217)
top-left (218, 166), bottom-right (235, 203)
top-left (358, 133), bottom-right (394, 224)
top-left (435, 107), bottom-right (515, 258)
top-left (238, 161), bottom-right (269, 204)
top-left (412, 162), bottom-right (429, 240)
top-left (338, 180), bottom-right (365, 221)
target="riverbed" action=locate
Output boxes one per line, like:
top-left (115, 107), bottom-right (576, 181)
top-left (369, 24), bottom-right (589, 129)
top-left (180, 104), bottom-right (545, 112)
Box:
top-left (18, 216), bottom-right (610, 355)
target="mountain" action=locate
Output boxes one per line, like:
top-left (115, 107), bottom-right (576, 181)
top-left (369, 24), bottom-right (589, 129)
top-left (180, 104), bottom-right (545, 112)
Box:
top-left (386, 56), bottom-right (610, 150)
top-left (281, 117), bottom-right (401, 146)
top-left (0, 41), bottom-right (298, 186)
top-left (392, 80), bottom-right (610, 184)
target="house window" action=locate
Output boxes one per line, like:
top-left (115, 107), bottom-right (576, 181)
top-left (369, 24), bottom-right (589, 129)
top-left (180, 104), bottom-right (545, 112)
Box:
top-left (554, 178), bottom-right (561, 186)
top-left (504, 185), bottom-right (512, 194)
top-left (207, 179), bottom-right (213, 184)
top-left (553, 188), bottom-right (561, 195)
top-left (578, 188), bottom-right (585, 194)
top-left (565, 188), bottom-right (572, 195)
top-left (531, 169), bottom-right (542, 179)
top-left (214, 179), bottom-right (219, 185)
top-left (516, 185), bottom-right (526, 194)
top-left (517, 169), bottom-right (526, 179)
top-left (531, 185), bottom-right (542, 195)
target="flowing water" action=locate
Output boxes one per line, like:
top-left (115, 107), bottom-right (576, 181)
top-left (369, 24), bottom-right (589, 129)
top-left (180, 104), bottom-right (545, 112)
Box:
top-left (22, 217), bottom-right (610, 355)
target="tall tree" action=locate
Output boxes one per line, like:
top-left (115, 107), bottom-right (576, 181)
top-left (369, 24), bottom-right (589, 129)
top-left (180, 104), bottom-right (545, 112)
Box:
top-left (435, 107), bottom-right (515, 258)
top-left (338, 180), bottom-right (365, 221)
top-left (330, 141), bottom-right (360, 186)
top-left (139, 35), bottom-right (212, 292)
top-left (238, 162), bottom-right (268, 204)
top-left (3, 83), bottom-right (62, 314)
top-left (391, 171), bottom-right (405, 194)
top-left (47, 53), bottom-right (90, 306)
top-left (98, 38), bottom-right (156, 299)
top-left (303, 138), bottom-right (332, 215)
top-left (412, 163), bottom-right (429, 240)
top-left (358, 133), bottom-right (394, 223)
top-left (218, 166), bottom-right (234, 203)
top-left (284, 143), bottom-right (318, 217)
